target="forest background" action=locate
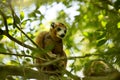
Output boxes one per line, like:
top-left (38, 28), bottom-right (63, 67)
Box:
top-left (0, 0), bottom-right (120, 80)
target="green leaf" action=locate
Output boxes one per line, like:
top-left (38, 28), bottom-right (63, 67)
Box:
top-left (21, 19), bottom-right (31, 25)
top-left (0, 35), bottom-right (3, 40)
top-left (14, 14), bottom-right (20, 24)
top-left (25, 58), bottom-right (31, 62)
top-left (97, 39), bottom-right (106, 47)
top-left (96, 31), bottom-right (106, 40)
top-left (22, 61), bottom-right (27, 64)
top-left (26, 49), bottom-right (30, 54)
top-left (20, 11), bottom-right (24, 20)
top-left (0, 43), bottom-right (6, 52)
top-left (11, 60), bottom-right (19, 65)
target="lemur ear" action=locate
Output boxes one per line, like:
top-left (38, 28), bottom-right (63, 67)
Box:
top-left (51, 22), bottom-right (55, 28)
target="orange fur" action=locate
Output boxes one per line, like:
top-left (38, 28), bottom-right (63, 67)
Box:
top-left (35, 22), bottom-right (67, 72)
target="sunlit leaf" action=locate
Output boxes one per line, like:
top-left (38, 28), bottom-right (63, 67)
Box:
top-left (98, 14), bottom-right (103, 21)
top-left (117, 22), bottom-right (120, 28)
top-left (20, 11), bottom-right (24, 20)
top-left (101, 21), bottom-right (107, 27)
top-left (83, 32), bottom-right (89, 37)
top-left (7, 17), bottom-right (13, 25)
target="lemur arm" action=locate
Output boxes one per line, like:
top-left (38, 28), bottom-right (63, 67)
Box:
top-left (43, 35), bottom-right (57, 58)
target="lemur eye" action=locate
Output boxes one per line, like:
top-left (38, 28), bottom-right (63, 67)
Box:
top-left (57, 27), bottom-right (61, 31)
top-left (64, 30), bottom-right (66, 33)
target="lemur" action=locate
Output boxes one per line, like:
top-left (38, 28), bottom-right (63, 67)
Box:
top-left (35, 22), bottom-right (67, 73)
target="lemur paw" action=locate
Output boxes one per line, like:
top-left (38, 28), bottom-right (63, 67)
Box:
top-left (47, 52), bottom-right (57, 58)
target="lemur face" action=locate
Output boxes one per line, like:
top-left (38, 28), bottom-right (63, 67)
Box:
top-left (51, 22), bottom-right (67, 39)
top-left (56, 26), bottom-right (67, 39)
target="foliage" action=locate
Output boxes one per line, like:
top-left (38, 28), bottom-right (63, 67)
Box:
top-left (0, 0), bottom-right (120, 80)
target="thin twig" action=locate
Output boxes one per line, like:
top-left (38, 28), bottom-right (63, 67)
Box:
top-left (36, 53), bottom-right (108, 67)
top-left (0, 51), bottom-right (46, 61)
top-left (0, 9), bottom-right (8, 33)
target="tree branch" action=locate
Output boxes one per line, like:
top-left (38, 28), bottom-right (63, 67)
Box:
top-left (6, 32), bottom-right (36, 50)
top-left (0, 65), bottom-right (49, 80)
top-left (0, 8), bottom-right (36, 50)
top-left (0, 50), bottom-right (106, 66)
top-left (0, 51), bottom-right (46, 61)
top-left (2, 24), bottom-right (45, 54)
top-left (1, 63), bottom-right (119, 80)
top-left (0, 64), bottom-right (81, 80)
top-left (0, 29), bottom-right (4, 35)
top-left (0, 2), bottom-right (44, 53)
top-left (0, 52), bottom-right (112, 80)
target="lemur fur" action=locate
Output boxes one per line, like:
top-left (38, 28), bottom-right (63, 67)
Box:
top-left (35, 22), bottom-right (67, 72)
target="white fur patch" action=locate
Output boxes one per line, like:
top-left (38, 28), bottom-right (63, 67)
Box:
top-left (56, 28), bottom-right (66, 39)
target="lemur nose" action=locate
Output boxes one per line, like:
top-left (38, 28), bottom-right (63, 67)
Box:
top-left (60, 34), bottom-right (65, 38)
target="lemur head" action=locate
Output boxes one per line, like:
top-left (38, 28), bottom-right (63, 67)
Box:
top-left (50, 22), bottom-right (67, 39)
